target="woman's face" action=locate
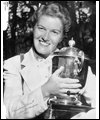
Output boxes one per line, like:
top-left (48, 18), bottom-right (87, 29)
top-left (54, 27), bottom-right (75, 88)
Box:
top-left (33, 15), bottom-right (63, 57)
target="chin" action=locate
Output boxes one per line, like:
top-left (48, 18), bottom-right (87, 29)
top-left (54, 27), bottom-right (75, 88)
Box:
top-left (36, 49), bottom-right (50, 57)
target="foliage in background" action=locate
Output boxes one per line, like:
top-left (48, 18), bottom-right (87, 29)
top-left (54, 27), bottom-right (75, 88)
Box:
top-left (3, 1), bottom-right (96, 73)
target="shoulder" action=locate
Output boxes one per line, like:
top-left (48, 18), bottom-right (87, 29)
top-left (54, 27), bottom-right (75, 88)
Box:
top-left (4, 55), bottom-right (20, 65)
top-left (3, 48), bottom-right (32, 70)
top-left (3, 55), bottom-right (21, 71)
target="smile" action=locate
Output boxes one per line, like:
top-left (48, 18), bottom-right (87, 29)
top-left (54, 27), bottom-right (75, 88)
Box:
top-left (39, 40), bottom-right (50, 46)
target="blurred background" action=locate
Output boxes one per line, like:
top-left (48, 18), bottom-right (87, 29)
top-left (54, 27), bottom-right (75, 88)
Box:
top-left (3, 1), bottom-right (96, 74)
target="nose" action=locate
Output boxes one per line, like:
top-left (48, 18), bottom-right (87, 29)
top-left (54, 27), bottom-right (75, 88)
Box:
top-left (42, 31), bottom-right (49, 41)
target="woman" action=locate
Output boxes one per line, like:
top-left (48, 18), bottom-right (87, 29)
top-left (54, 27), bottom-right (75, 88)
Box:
top-left (3, 2), bottom-right (96, 119)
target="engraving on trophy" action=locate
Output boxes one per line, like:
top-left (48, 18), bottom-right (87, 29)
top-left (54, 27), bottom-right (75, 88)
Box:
top-left (59, 56), bottom-right (82, 78)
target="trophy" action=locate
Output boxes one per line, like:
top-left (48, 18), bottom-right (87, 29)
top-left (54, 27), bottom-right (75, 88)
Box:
top-left (44, 38), bottom-right (93, 119)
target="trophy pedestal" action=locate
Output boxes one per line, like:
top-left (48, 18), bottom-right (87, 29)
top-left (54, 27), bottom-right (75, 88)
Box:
top-left (44, 98), bottom-right (93, 119)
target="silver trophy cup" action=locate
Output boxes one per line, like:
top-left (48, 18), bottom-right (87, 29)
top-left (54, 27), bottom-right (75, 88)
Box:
top-left (44, 38), bottom-right (93, 119)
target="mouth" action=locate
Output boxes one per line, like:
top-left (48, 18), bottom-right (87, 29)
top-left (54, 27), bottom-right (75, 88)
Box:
top-left (39, 40), bottom-right (50, 46)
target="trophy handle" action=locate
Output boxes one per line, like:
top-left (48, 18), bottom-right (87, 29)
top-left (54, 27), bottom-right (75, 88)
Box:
top-left (76, 51), bottom-right (85, 73)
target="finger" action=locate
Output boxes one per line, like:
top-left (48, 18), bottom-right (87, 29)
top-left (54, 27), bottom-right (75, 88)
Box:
top-left (63, 78), bottom-right (79, 83)
top-left (56, 93), bottom-right (67, 98)
top-left (60, 89), bottom-right (81, 94)
top-left (54, 66), bottom-right (64, 76)
top-left (61, 83), bottom-right (82, 89)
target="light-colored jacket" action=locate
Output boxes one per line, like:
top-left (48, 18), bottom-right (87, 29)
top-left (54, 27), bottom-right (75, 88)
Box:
top-left (3, 48), bottom-right (96, 119)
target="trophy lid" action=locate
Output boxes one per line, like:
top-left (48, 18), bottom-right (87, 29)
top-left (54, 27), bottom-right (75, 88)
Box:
top-left (53, 38), bottom-right (89, 60)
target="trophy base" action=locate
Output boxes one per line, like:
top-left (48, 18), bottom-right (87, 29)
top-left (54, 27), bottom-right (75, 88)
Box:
top-left (44, 98), bottom-right (93, 119)
top-left (44, 103), bottom-right (93, 119)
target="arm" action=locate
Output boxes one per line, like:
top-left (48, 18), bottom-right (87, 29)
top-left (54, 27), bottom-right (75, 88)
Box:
top-left (80, 66), bottom-right (96, 107)
top-left (3, 59), bottom-right (48, 119)
top-left (71, 66), bottom-right (96, 119)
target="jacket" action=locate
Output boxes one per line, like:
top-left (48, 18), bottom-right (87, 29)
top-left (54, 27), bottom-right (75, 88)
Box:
top-left (3, 48), bottom-right (96, 119)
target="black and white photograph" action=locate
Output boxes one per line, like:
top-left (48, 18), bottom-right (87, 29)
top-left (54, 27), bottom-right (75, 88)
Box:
top-left (1, 1), bottom-right (99, 119)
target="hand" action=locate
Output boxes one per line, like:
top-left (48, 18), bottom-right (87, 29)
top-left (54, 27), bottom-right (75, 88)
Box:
top-left (41, 66), bottom-right (81, 99)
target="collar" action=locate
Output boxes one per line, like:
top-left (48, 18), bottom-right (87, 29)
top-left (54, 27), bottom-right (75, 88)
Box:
top-left (21, 47), bottom-right (54, 67)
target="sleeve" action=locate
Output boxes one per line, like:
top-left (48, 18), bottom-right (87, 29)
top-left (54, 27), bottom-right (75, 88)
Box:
top-left (3, 60), bottom-right (49, 119)
top-left (80, 66), bottom-right (96, 108)
top-left (71, 109), bottom-right (96, 119)
top-left (71, 66), bottom-right (96, 119)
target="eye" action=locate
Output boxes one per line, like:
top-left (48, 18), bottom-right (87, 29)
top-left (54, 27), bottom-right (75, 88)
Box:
top-left (38, 27), bottom-right (44, 30)
top-left (52, 31), bottom-right (59, 34)
top-left (38, 26), bottom-right (45, 31)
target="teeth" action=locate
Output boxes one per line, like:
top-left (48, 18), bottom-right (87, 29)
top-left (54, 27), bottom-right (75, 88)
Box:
top-left (39, 41), bottom-right (50, 46)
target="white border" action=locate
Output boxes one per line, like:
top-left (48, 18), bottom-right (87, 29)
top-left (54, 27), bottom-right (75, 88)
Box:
top-left (96, 1), bottom-right (99, 119)
top-left (1, 1), bottom-right (8, 119)
top-left (1, 1), bottom-right (99, 119)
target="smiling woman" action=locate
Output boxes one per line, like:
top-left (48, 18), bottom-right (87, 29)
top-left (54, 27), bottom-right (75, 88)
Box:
top-left (3, 2), bottom-right (72, 119)
top-left (3, 2), bottom-right (96, 119)
top-left (30, 2), bottom-right (71, 58)
top-left (33, 16), bottom-right (63, 58)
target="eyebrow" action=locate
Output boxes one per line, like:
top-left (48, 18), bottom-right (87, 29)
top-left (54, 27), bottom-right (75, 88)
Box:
top-left (52, 29), bottom-right (61, 33)
top-left (37, 24), bottom-right (61, 33)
